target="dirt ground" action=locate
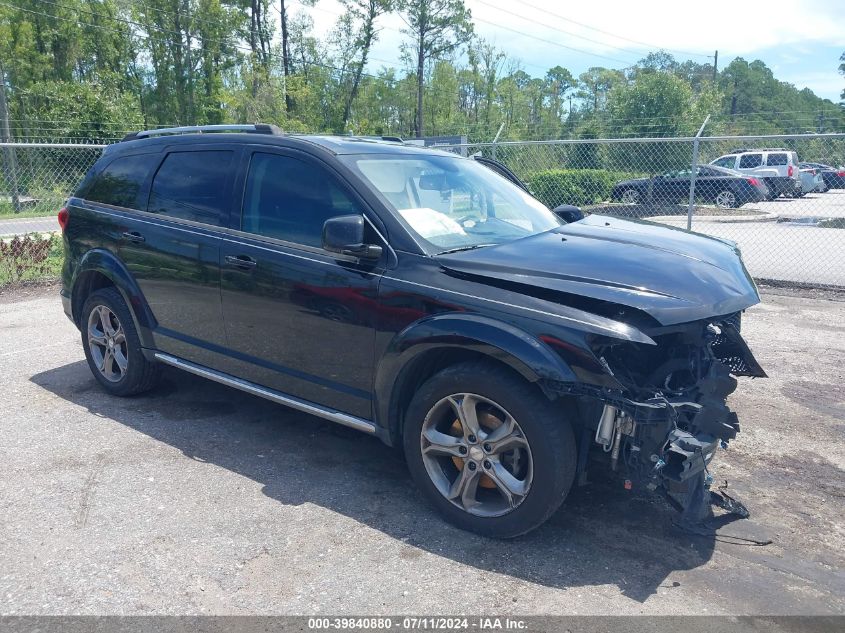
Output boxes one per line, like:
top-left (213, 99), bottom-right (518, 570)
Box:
top-left (0, 284), bottom-right (842, 615)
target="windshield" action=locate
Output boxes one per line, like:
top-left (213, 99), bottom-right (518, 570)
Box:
top-left (342, 153), bottom-right (560, 253)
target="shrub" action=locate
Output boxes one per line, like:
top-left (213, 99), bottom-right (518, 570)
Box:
top-left (527, 169), bottom-right (629, 208)
top-left (0, 234), bottom-right (63, 287)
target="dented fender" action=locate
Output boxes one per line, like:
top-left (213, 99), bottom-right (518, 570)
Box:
top-left (373, 313), bottom-right (598, 440)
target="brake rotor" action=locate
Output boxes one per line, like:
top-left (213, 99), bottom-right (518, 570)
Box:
top-left (449, 410), bottom-right (503, 489)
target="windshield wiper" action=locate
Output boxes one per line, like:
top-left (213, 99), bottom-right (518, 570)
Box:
top-left (436, 243), bottom-right (497, 255)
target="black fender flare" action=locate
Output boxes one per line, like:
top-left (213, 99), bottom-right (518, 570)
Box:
top-left (374, 313), bottom-right (581, 444)
top-left (70, 249), bottom-right (157, 348)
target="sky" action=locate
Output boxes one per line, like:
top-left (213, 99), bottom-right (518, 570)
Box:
top-left (289, 0), bottom-right (845, 102)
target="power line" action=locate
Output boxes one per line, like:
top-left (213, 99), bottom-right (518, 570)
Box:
top-left (507, 0), bottom-right (711, 59)
top-left (469, 16), bottom-right (635, 66)
top-left (469, 0), bottom-right (646, 60)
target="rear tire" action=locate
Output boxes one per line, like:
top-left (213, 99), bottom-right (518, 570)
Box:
top-left (81, 287), bottom-right (161, 396)
top-left (403, 361), bottom-right (577, 538)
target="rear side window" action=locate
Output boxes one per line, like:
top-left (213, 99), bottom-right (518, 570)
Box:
top-left (766, 153), bottom-right (788, 166)
top-left (148, 150), bottom-right (234, 225)
top-left (82, 154), bottom-right (159, 210)
top-left (739, 154), bottom-right (763, 168)
top-left (241, 152), bottom-right (362, 247)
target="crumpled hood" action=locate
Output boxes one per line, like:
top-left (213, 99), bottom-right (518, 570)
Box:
top-left (437, 215), bottom-right (761, 326)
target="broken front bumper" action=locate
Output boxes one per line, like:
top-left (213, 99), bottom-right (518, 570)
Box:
top-left (562, 316), bottom-right (767, 506)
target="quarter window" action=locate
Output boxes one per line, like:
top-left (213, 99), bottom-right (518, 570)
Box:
top-left (739, 154), bottom-right (763, 168)
top-left (766, 153), bottom-right (788, 166)
top-left (241, 153), bottom-right (362, 247)
top-left (83, 154), bottom-right (159, 210)
top-left (148, 150), bottom-right (234, 225)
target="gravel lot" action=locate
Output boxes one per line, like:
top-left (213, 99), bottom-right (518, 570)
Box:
top-left (0, 284), bottom-right (843, 615)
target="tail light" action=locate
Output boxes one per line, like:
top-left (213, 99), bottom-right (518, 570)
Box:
top-left (747, 178), bottom-right (760, 187)
top-left (58, 207), bottom-right (69, 232)
top-left (837, 170), bottom-right (845, 177)
top-left (787, 165), bottom-right (794, 177)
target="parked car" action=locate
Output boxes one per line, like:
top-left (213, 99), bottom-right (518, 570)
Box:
top-left (799, 162), bottom-right (845, 190)
top-left (710, 149), bottom-right (802, 198)
top-left (610, 165), bottom-right (769, 208)
top-left (795, 166), bottom-right (825, 196)
top-left (60, 124), bottom-right (766, 538)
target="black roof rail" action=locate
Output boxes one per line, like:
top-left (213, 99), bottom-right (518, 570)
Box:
top-left (122, 123), bottom-right (283, 141)
top-left (352, 135), bottom-right (405, 144)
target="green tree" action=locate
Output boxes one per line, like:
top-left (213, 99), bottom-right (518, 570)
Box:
top-left (840, 51), bottom-right (844, 102)
top-left (607, 72), bottom-right (695, 172)
top-left (398, 0), bottom-right (473, 137)
top-left (576, 67), bottom-right (624, 113)
top-left (338, 0), bottom-right (394, 129)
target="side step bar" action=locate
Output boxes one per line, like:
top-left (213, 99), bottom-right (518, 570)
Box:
top-left (153, 353), bottom-right (377, 435)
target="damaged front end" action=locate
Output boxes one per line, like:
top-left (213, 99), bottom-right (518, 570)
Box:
top-left (565, 311), bottom-right (766, 521)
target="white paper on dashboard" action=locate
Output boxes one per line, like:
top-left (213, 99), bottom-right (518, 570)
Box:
top-left (398, 207), bottom-right (467, 239)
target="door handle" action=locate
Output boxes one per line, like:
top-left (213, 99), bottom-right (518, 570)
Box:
top-left (225, 255), bottom-right (257, 270)
top-left (121, 231), bottom-right (145, 243)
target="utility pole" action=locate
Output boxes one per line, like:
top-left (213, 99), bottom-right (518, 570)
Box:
top-left (712, 50), bottom-right (718, 82)
top-left (0, 57), bottom-right (21, 214)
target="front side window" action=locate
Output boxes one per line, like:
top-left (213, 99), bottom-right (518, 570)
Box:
top-left (241, 153), bottom-right (363, 247)
top-left (712, 156), bottom-right (736, 168)
top-left (83, 154), bottom-right (159, 210)
top-left (148, 150), bottom-right (234, 225)
top-left (739, 154), bottom-right (763, 168)
top-left (343, 153), bottom-right (560, 253)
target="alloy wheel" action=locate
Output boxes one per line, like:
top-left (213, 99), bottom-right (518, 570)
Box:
top-left (420, 393), bottom-right (533, 518)
top-left (716, 191), bottom-right (736, 209)
top-left (87, 305), bottom-right (128, 383)
top-left (621, 189), bottom-right (640, 204)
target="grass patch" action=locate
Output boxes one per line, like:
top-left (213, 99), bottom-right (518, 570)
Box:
top-left (1, 192), bottom-right (68, 219)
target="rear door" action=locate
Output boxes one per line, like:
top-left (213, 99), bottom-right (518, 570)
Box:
top-left (738, 153), bottom-right (763, 174)
top-left (764, 152), bottom-right (788, 177)
top-left (125, 145), bottom-right (238, 366)
top-left (219, 148), bottom-right (385, 418)
top-left (78, 146), bottom-right (235, 367)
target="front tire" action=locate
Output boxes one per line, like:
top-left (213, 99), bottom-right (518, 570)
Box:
top-left (403, 361), bottom-right (577, 538)
top-left (81, 287), bottom-right (161, 396)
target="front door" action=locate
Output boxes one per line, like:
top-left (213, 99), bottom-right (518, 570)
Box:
top-left (219, 149), bottom-right (384, 419)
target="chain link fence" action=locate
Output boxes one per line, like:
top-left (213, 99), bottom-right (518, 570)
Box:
top-left (438, 133), bottom-right (845, 287)
top-left (1, 142), bottom-right (105, 287)
top-left (2, 135), bottom-right (844, 288)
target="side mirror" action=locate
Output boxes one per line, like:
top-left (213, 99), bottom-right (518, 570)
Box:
top-left (552, 204), bottom-right (584, 224)
top-left (322, 215), bottom-right (383, 260)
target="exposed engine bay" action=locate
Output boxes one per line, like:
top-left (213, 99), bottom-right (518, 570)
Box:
top-left (565, 311), bottom-right (767, 522)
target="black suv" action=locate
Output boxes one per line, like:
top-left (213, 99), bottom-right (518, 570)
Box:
top-left (60, 124), bottom-right (766, 538)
